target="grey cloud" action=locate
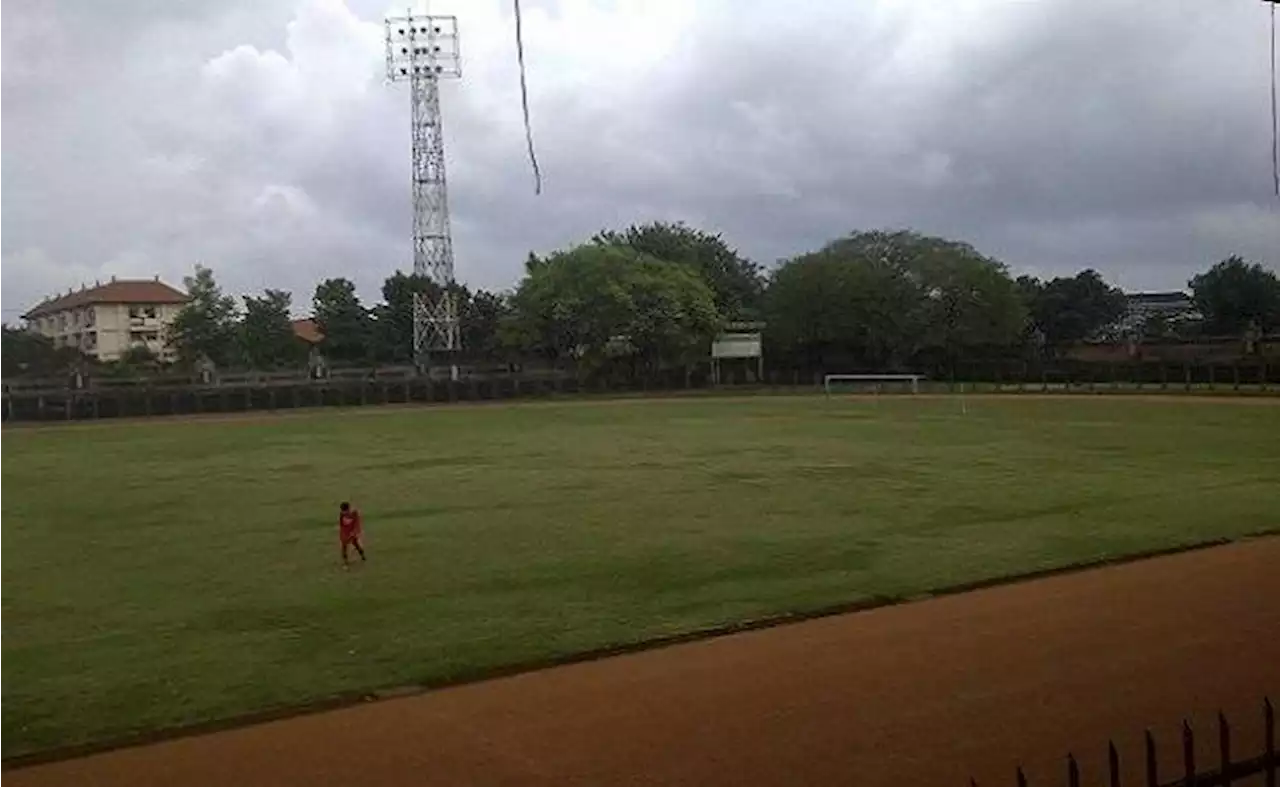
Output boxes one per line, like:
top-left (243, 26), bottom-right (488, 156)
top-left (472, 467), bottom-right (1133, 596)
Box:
top-left (636, 0), bottom-right (1280, 283)
top-left (4, 0), bottom-right (1277, 323)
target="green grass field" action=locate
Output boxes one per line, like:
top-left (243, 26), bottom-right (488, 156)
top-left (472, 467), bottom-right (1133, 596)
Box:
top-left (3, 394), bottom-right (1278, 757)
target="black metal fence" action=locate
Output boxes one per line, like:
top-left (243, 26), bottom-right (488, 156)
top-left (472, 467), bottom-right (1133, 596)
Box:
top-left (3, 360), bottom-right (1279, 423)
top-left (0, 368), bottom-right (721, 424)
top-left (973, 698), bottom-right (1275, 787)
top-left (940, 361), bottom-right (1280, 392)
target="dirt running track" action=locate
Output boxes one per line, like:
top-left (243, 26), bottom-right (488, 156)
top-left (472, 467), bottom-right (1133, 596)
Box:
top-left (9, 538), bottom-right (1280, 787)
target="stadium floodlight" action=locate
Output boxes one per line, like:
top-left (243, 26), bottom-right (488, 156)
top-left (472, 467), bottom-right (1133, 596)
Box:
top-left (385, 10), bottom-right (462, 375)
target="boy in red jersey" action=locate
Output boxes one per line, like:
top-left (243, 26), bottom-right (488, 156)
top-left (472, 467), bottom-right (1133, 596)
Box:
top-left (339, 501), bottom-right (367, 567)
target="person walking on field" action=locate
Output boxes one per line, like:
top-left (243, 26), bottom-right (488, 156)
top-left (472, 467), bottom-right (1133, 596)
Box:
top-left (339, 501), bottom-right (367, 568)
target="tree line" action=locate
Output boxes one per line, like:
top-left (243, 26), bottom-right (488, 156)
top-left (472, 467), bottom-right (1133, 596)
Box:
top-left (4, 223), bottom-right (1278, 380)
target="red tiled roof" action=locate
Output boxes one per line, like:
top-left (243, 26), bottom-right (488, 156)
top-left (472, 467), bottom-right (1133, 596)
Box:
top-left (23, 279), bottom-right (189, 319)
top-left (292, 318), bottom-right (323, 344)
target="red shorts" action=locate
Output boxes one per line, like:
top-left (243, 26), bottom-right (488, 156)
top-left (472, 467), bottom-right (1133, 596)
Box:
top-left (340, 527), bottom-right (362, 545)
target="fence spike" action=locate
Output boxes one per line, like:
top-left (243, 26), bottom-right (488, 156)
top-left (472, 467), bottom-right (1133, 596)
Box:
top-left (1265, 697), bottom-right (1275, 787)
top-left (1109, 739), bottom-right (1121, 787)
top-left (991, 700), bottom-right (1275, 787)
top-left (1184, 720), bottom-right (1196, 787)
top-left (1219, 710), bottom-right (1232, 787)
top-left (1146, 729), bottom-right (1159, 787)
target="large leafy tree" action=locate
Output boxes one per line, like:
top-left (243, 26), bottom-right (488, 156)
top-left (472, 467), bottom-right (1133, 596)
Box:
top-left (766, 230), bottom-right (1025, 369)
top-left (371, 271), bottom-right (434, 364)
top-left (914, 251), bottom-right (1027, 362)
top-left (593, 221), bottom-right (764, 320)
top-left (1018, 269), bottom-right (1127, 350)
top-left (1, 327), bottom-right (88, 378)
top-left (167, 265), bottom-right (239, 367)
top-left (460, 288), bottom-right (510, 360)
top-left (508, 243), bottom-right (721, 373)
top-left (370, 272), bottom-right (510, 362)
top-left (1189, 256), bottom-right (1280, 335)
top-left (313, 278), bottom-right (371, 363)
top-left (238, 289), bottom-right (304, 369)
top-left (765, 250), bottom-right (918, 370)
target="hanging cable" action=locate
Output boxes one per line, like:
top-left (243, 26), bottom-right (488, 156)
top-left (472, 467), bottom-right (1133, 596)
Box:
top-left (1270, 0), bottom-right (1278, 197)
top-left (513, 0), bottom-right (543, 195)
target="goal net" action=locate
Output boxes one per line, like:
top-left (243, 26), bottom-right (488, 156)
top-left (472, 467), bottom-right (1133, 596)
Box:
top-left (823, 373), bottom-right (923, 396)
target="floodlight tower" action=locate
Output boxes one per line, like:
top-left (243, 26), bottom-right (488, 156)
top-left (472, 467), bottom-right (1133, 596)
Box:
top-left (385, 8), bottom-right (462, 374)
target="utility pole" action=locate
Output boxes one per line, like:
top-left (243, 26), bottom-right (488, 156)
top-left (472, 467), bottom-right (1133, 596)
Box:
top-left (1267, 0), bottom-right (1278, 196)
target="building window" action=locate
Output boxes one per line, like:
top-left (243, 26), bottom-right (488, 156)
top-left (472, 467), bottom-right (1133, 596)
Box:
top-left (85, 332), bottom-right (97, 351)
top-left (58, 314), bottom-right (67, 331)
top-left (85, 309), bottom-right (96, 327)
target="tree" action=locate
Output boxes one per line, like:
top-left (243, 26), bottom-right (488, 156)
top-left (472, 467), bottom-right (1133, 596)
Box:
top-left (369, 273), bottom-right (507, 363)
top-left (238, 289), bottom-right (304, 369)
top-left (593, 221), bottom-right (765, 320)
top-left (1189, 256), bottom-right (1280, 335)
top-left (96, 343), bottom-right (163, 379)
top-left (371, 271), bottom-right (434, 364)
top-left (765, 251), bottom-right (915, 370)
top-left (167, 265), bottom-right (239, 367)
top-left (1139, 312), bottom-right (1174, 341)
top-left (914, 251), bottom-right (1027, 364)
top-left (313, 278), bottom-right (372, 363)
top-left (1019, 269), bottom-right (1127, 350)
top-left (766, 230), bottom-right (1025, 370)
top-left (1, 326), bottom-right (88, 378)
top-left (507, 243), bottom-right (721, 374)
top-left (118, 344), bottom-right (161, 368)
top-left (460, 288), bottom-right (510, 360)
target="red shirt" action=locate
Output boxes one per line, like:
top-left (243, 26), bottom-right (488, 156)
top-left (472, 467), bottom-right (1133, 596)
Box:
top-left (339, 509), bottom-right (362, 533)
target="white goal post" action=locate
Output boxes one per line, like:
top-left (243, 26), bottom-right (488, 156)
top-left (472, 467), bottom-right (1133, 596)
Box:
top-left (823, 373), bottom-right (923, 395)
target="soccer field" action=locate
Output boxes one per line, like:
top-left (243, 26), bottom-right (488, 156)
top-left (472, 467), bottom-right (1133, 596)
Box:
top-left (3, 394), bottom-right (1278, 757)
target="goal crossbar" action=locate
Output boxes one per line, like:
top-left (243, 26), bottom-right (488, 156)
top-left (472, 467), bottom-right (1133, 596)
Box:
top-left (824, 373), bottom-right (923, 395)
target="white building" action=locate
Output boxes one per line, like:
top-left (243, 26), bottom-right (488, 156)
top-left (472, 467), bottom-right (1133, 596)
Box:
top-left (21, 277), bottom-right (189, 362)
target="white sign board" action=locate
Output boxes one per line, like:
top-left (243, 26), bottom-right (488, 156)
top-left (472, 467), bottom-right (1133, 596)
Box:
top-left (711, 332), bottom-right (762, 359)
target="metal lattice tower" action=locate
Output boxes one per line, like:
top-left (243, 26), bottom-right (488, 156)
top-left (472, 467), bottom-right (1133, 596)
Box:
top-left (386, 10), bottom-right (462, 368)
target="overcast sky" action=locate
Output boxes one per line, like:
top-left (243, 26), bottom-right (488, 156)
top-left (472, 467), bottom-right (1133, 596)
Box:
top-left (3, 0), bottom-right (1278, 319)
